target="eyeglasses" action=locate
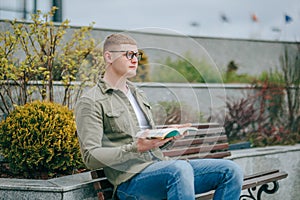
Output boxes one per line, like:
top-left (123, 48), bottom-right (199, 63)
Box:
top-left (109, 50), bottom-right (143, 61)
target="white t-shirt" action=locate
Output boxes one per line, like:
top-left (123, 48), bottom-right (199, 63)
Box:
top-left (126, 89), bottom-right (150, 130)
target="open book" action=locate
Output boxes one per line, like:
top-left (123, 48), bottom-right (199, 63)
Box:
top-left (136, 127), bottom-right (198, 139)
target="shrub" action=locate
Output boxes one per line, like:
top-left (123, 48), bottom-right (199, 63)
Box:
top-left (0, 101), bottom-right (83, 179)
top-left (151, 101), bottom-right (206, 125)
top-left (222, 60), bottom-right (255, 83)
top-left (217, 83), bottom-right (299, 146)
top-left (222, 95), bottom-right (268, 143)
top-left (248, 129), bottom-right (300, 147)
top-left (151, 53), bottom-right (221, 83)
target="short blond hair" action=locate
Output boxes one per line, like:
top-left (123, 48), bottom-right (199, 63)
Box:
top-left (103, 33), bottom-right (137, 52)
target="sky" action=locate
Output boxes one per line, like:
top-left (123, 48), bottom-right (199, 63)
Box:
top-left (1, 0), bottom-right (300, 41)
top-left (64, 0), bottom-right (300, 41)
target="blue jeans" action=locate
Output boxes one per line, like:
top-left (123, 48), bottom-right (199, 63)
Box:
top-left (116, 159), bottom-right (243, 200)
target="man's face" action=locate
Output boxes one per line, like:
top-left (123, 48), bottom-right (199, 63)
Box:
top-left (109, 44), bottom-right (139, 79)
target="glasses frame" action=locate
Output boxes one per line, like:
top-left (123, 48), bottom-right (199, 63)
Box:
top-left (109, 50), bottom-right (143, 61)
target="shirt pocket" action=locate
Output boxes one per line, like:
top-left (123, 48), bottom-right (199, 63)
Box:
top-left (105, 108), bottom-right (128, 133)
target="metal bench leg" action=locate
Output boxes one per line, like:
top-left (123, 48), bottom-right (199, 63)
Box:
top-left (239, 181), bottom-right (279, 200)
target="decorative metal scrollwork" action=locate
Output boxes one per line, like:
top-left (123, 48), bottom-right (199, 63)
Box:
top-left (239, 181), bottom-right (279, 200)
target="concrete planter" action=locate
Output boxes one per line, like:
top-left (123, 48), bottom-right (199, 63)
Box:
top-left (229, 144), bottom-right (300, 200)
top-left (0, 145), bottom-right (299, 200)
top-left (0, 171), bottom-right (97, 200)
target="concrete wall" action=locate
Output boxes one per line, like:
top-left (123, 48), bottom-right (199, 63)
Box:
top-left (229, 144), bottom-right (300, 200)
top-left (136, 82), bottom-right (252, 121)
top-left (83, 26), bottom-right (299, 76)
top-left (1, 20), bottom-right (299, 77)
top-left (0, 82), bottom-right (286, 122)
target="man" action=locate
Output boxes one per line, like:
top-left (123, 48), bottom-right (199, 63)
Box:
top-left (75, 33), bottom-right (243, 200)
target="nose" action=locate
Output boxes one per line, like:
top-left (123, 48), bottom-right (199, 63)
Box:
top-left (131, 55), bottom-right (138, 62)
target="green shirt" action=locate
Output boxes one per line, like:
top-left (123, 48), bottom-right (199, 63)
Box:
top-left (75, 79), bottom-right (167, 188)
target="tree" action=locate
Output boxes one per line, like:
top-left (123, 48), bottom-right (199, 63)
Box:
top-left (0, 7), bottom-right (103, 117)
top-left (280, 44), bottom-right (300, 132)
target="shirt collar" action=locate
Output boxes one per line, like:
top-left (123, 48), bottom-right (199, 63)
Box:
top-left (98, 78), bottom-right (114, 94)
top-left (98, 78), bottom-right (136, 94)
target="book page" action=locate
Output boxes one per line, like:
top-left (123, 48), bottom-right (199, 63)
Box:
top-left (178, 127), bottom-right (198, 135)
top-left (136, 128), bottom-right (178, 139)
top-left (136, 127), bottom-right (197, 139)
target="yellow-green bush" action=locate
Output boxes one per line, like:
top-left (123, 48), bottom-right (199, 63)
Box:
top-left (0, 101), bottom-right (83, 179)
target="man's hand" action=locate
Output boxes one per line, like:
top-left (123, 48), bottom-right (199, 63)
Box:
top-left (136, 129), bottom-right (173, 152)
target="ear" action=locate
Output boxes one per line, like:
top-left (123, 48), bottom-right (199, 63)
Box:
top-left (104, 51), bottom-right (112, 63)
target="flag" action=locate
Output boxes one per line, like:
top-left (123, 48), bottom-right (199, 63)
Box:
top-left (190, 21), bottom-right (200, 27)
top-left (251, 13), bottom-right (258, 22)
top-left (285, 14), bottom-right (293, 23)
top-left (220, 13), bottom-right (229, 23)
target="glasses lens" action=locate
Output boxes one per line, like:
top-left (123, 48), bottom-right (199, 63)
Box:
top-left (126, 51), bottom-right (134, 60)
top-left (126, 51), bottom-right (142, 61)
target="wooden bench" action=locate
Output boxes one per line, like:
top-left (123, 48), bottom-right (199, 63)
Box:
top-left (90, 123), bottom-right (288, 200)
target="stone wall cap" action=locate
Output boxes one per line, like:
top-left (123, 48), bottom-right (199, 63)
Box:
top-left (0, 171), bottom-right (95, 192)
top-left (228, 144), bottom-right (300, 160)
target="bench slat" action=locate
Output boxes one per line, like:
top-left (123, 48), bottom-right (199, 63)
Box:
top-left (188, 127), bottom-right (225, 137)
top-left (195, 191), bottom-right (215, 200)
top-left (243, 169), bottom-right (279, 180)
top-left (242, 171), bottom-right (288, 190)
top-left (172, 135), bottom-right (228, 147)
top-left (162, 143), bottom-right (229, 157)
top-left (183, 151), bottom-right (232, 160)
